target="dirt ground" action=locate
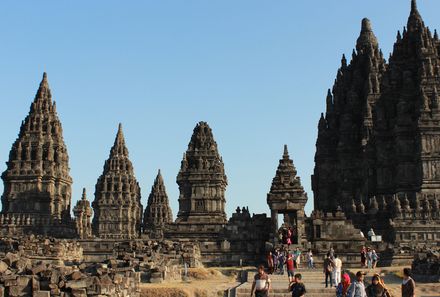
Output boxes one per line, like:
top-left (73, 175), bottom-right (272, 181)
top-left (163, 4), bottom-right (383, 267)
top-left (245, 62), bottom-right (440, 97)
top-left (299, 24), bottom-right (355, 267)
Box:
top-left (140, 267), bottom-right (245, 297)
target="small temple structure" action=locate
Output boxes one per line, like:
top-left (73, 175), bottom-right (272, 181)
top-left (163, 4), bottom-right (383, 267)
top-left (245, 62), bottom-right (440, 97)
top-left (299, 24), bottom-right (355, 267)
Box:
top-left (143, 169), bottom-right (173, 238)
top-left (91, 124), bottom-right (143, 240)
top-left (73, 188), bottom-right (93, 239)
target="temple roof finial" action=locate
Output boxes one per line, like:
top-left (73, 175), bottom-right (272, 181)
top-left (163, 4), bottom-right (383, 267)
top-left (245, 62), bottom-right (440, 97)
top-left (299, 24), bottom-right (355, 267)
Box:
top-left (361, 18), bottom-right (372, 32)
top-left (283, 144), bottom-right (289, 158)
top-left (356, 18), bottom-right (378, 52)
top-left (81, 188), bottom-right (87, 200)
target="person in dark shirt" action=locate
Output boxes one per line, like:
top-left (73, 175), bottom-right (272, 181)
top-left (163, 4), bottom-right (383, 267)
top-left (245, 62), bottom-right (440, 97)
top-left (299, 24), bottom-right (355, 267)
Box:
top-left (288, 273), bottom-right (306, 297)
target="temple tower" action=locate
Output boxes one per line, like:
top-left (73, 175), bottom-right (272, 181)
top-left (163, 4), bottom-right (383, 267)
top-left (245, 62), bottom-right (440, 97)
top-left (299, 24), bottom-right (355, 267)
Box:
top-left (313, 17), bottom-right (386, 211)
top-left (267, 145), bottom-right (308, 246)
top-left (92, 124), bottom-right (142, 239)
top-left (176, 121), bottom-right (227, 224)
top-left (1, 73), bottom-right (74, 236)
top-left (73, 188), bottom-right (93, 239)
top-left (143, 169), bottom-right (173, 237)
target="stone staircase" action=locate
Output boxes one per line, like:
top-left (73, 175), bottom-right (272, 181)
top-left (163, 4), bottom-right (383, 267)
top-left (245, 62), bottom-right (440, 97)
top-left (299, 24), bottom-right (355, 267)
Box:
top-left (235, 269), bottom-right (336, 297)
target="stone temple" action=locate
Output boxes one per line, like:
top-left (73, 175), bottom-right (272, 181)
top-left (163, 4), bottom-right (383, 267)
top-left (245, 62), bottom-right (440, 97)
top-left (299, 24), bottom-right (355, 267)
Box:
top-left (0, 0), bottom-right (439, 268)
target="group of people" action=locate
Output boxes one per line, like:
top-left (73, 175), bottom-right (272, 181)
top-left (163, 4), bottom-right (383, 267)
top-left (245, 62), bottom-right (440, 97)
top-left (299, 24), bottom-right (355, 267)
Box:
top-left (266, 247), bottom-right (304, 277)
top-left (360, 246), bottom-right (379, 269)
top-left (337, 268), bottom-right (416, 297)
top-left (323, 251), bottom-right (343, 288)
top-left (251, 265), bottom-right (416, 297)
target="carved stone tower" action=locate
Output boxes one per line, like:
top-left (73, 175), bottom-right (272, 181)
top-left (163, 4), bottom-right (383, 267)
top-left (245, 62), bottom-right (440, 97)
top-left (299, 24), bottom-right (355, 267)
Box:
top-left (312, 18), bottom-right (386, 212)
top-left (267, 145), bottom-right (308, 246)
top-left (176, 121), bottom-right (227, 224)
top-left (143, 169), bottom-right (173, 237)
top-left (73, 188), bottom-right (93, 239)
top-left (1, 73), bottom-right (74, 236)
top-left (92, 124), bottom-right (142, 239)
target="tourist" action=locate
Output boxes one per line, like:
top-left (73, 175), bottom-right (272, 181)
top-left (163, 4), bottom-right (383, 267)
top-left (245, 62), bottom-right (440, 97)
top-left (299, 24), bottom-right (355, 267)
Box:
top-left (401, 268), bottom-right (415, 297)
top-left (333, 254), bottom-right (342, 287)
top-left (323, 252), bottom-right (334, 288)
top-left (278, 250), bottom-right (286, 275)
top-left (366, 274), bottom-right (390, 297)
top-left (273, 250), bottom-right (279, 274)
top-left (347, 271), bottom-right (367, 297)
top-left (367, 248), bottom-right (373, 269)
top-left (267, 251), bottom-right (274, 274)
top-left (336, 272), bottom-right (352, 297)
top-left (361, 246), bottom-right (367, 268)
top-left (251, 264), bottom-right (271, 297)
top-left (286, 253), bottom-right (295, 282)
top-left (288, 273), bottom-right (307, 297)
top-left (367, 228), bottom-right (376, 241)
top-left (371, 249), bottom-right (379, 269)
top-left (294, 247), bottom-right (302, 269)
top-left (329, 246), bottom-right (335, 259)
top-left (287, 227), bottom-right (293, 246)
top-left (307, 249), bottom-right (314, 269)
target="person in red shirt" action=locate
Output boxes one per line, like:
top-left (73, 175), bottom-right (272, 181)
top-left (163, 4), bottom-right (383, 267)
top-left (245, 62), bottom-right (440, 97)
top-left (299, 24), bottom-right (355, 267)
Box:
top-left (286, 253), bottom-right (295, 282)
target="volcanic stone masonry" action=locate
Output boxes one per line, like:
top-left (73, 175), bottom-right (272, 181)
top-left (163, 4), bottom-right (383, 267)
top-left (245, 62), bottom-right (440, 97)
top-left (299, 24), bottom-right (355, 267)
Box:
top-left (73, 188), bottom-right (93, 239)
top-left (91, 124), bottom-right (143, 240)
top-left (312, 0), bottom-right (440, 247)
top-left (0, 73), bottom-right (75, 237)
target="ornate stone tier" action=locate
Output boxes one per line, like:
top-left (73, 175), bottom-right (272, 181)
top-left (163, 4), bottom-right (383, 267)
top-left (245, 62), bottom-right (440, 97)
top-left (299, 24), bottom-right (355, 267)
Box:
top-left (1, 73), bottom-right (74, 237)
top-left (92, 124), bottom-right (143, 240)
top-left (176, 121), bottom-right (227, 224)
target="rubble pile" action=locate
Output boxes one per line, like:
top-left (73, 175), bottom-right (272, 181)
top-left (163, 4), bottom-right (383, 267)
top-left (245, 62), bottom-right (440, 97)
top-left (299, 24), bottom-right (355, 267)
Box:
top-left (412, 249), bottom-right (440, 283)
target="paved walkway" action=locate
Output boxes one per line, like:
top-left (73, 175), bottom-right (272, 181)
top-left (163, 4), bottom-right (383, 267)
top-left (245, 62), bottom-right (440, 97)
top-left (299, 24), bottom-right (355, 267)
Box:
top-left (236, 269), bottom-right (335, 297)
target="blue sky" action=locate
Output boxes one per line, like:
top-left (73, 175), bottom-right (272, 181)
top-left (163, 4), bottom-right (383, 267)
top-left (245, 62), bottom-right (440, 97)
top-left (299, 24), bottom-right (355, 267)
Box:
top-left (0, 0), bottom-right (439, 218)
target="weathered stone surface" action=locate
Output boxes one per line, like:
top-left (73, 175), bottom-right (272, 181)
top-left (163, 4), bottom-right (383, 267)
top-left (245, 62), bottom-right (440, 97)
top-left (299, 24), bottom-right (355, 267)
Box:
top-left (92, 124), bottom-right (143, 240)
top-left (73, 188), bottom-right (93, 239)
top-left (0, 72), bottom-right (75, 237)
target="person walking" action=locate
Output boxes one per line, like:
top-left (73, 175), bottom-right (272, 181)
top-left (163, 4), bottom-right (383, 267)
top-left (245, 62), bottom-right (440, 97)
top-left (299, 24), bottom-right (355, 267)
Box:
top-left (267, 251), bottom-right (274, 274)
top-left (347, 271), bottom-right (367, 297)
top-left (371, 249), bottom-right (379, 269)
top-left (337, 272), bottom-right (352, 297)
top-left (288, 273), bottom-right (307, 297)
top-left (251, 265), bottom-right (271, 297)
top-left (286, 253), bottom-right (295, 282)
top-left (333, 254), bottom-right (342, 287)
top-left (366, 248), bottom-right (373, 269)
top-left (401, 268), bottom-right (416, 297)
top-left (294, 247), bottom-right (302, 269)
top-left (361, 246), bottom-right (367, 268)
top-left (366, 274), bottom-right (391, 297)
top-left (323, 253), bottom-right (334, 288)
top-left (307, 249), bottom-right (314, 269)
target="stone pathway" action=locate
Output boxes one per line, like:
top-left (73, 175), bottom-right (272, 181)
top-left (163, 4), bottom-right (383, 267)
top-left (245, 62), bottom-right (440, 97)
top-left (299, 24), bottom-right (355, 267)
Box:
top-left (235, 269), bottom-right (335, 297)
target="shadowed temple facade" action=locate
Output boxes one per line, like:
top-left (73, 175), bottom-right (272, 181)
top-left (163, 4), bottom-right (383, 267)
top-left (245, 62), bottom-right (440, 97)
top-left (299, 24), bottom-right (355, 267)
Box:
top-left (1, 0), bottom-right (438, 266)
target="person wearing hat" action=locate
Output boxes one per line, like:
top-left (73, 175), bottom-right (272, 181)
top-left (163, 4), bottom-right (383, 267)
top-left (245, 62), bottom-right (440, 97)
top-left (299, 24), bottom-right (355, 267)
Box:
top-left (347, 271), bottom-right (367, 297)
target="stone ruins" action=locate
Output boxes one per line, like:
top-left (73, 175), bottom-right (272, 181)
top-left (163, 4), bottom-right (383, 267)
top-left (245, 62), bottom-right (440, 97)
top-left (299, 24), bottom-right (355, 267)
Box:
top-left (0, 0), bottom-right (439, 294)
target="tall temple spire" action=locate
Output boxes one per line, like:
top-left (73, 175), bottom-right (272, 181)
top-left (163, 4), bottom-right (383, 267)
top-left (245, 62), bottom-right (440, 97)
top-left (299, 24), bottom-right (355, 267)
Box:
top-left (407, 0), bottom-right (424, 32)
top-left (1, 73), bottom-right (74, 236)
top-left (356, 18), bottom-right (378, 53)
top-left (176, 121), bottom-right (227, 224)
top-left (92, 125), bottom-right (142, 239)
top-left (143, 169), bottom-right (173, 236)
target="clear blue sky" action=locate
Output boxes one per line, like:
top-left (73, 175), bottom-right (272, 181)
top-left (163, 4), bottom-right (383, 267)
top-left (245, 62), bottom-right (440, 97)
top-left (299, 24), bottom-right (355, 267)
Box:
top-left (0, 1), bottom-right (439, 218)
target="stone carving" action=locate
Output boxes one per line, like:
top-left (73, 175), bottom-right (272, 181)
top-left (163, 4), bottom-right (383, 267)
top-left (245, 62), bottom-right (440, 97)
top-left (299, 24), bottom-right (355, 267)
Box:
top-left (0, 73), bottom-right (75, 237)
top-left (73, 188), bottom-right (93, 239)
top-left (176, 121), bottom-right (227, 224)
top-left (143, 170), bottom-right (173, 237)
top-left (92, 124), bottom-right (143, 239)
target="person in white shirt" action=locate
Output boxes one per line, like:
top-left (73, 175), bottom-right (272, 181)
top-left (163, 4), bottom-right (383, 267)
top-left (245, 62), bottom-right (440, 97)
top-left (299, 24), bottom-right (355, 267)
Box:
top-left (348, 271), bottom-right (367, 297)
top-left (333, 254), bottom-right (342, 287)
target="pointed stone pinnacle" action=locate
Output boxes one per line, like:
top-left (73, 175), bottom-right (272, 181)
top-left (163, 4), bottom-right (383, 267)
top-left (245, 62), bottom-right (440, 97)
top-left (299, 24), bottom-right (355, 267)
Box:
top-left (361, 18), bottom-right (372, 32)
top-left (411, 0), bottom-right (417, 11)
top-left (283, 145), bottom-right (289, 158)
top-left (82, 188), bottom-right (87, 200)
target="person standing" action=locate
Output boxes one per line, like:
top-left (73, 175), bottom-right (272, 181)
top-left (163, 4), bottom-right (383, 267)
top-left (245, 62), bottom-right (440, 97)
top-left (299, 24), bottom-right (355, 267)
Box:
top-left (348, 271), bottom-right (367, 297)
top-left (288, 273), bottom-right (307, 297)
top-left (361, 246), bottom-right (367, 268)
top-left (251, 265), bottom-right (271, 297)
top-left (366, 248), bottom-right (373, 269)
top-left (294, 247), bottom-right (302, 269)
top-left (371, 249), bottom-right (379, 269)
top-left (323, 253), bottom-right (334, 288)
top-left (333, 254), bottom-right (342, 287)
top-left (267, 251), bottom-right (274, 274)
top-left (278, 250), bottom-right (286, 275)
top-left (307, 249), bottom-right (314, 269)
top-left (273, 250), bottom-right (279, 274)
top-left (366, 274), bottom-right (390, 297)
top-left (286, 253), bottom-right (295, 283)
top-left (401, 268), bottom-right (416, 297)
